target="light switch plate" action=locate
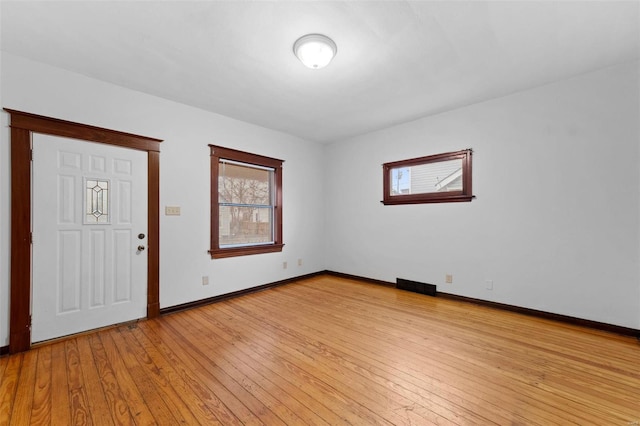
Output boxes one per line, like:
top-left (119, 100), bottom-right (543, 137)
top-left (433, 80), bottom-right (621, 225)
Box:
top-left (165, 206), bottom-right (181, 216)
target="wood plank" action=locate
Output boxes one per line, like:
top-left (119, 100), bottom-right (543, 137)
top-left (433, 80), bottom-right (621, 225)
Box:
top-left (252, 284), bottom-right (544, 422)
top-left (0, 354), bottom-right (23, 424)
top-left (9, 349), bottom-right (37, 424)
top-left (50, 341), bottom-right (71, 425)
top-left (242, 285), bottom-right (537, 424)
top-left (212, 301), bottom-right (458, 426)
top-left (108, 327), bottom-right (180, 424)
top-left (96, 330), bottom-right (158, 425)
top-left (2, 275), bottom-right (638, 425)
top-left (162, 312), bottom-right (334, 426)
top-left (0, 351), bottom-right (8, 383)
top-left (127, 323), bottom-right (247, 425)
top-left (75, 337), bottom-right (113, 426)
top-left (193, 304), bottom-right (433, 426)
top-left (163, 311), bottom-right (331, 425)
top-left (311, 279), bottom-right (637, 422)
top-left (29, 345), bottom-right (52, 425)
top-left (112, 326), bottom-right (202, 425)
top-left (226, 292), bottom-right (509, 424)
top-left (65, 339), bottom-right (94, 425)
top-left (139, 319), bottom-right (290, 425)
top-left (308, 279), bottom-right (640, 418)
top-left (184, 309), bottom-right (356, 425)
top-left (87, 333), bottom-right (136, 425)
top-left (324, 278), bottom-right (640, 370)
top-left (251, 280), bottom-right (632, 424)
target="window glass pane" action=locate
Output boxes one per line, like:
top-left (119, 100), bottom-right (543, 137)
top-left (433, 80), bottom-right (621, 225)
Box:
top-left (219, 162), bottom-right (271, 204)
top-left (391, 158), bottom-right (463, 196)
top-left (219, 206), bottom-right (273, 247)
top-left (390, 167), bottom-right (411, 195)
top-left (85, 178), bottom-right (109, 224)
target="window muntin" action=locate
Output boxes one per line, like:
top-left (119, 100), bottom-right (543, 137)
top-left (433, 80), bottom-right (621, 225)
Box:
top-left (209, 145), bottom-right (283, 258)
top-left (382, 149), bottom-right (473, 205)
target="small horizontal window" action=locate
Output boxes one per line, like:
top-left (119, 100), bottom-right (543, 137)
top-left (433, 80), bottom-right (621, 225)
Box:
top-left (382, 149), bottom-right (473, 205)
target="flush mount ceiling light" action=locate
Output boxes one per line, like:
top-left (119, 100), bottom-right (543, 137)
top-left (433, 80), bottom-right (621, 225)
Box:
top-left (293, 34), bottom-right (337, 69)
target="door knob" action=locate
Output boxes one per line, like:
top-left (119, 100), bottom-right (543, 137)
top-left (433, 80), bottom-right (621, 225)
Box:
top-left (137, 245), bottom-right (145, 251)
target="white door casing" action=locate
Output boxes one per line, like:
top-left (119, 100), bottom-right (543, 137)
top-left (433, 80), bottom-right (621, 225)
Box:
top-left (32, 134), bottom-right (148, 342)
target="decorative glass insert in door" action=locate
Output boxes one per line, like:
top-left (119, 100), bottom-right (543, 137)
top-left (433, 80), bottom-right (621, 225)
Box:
top-left (85, 178), bottom-right (110, 224)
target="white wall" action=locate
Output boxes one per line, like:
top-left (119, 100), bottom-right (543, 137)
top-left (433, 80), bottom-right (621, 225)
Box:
top-left (325, 61), bottom-right (640, 329)
top-left (1, 52), bottom-right (638, 348)
top-left (0, 52), bottom-right (326, 346)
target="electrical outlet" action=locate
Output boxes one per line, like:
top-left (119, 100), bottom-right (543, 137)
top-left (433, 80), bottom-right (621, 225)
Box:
top-left (485, 280), bottom-right (493, 290)
top-left (283, 261), bottom-right (288, 269)
top-left (298, 258), bottom-right (303, 266)
top-left (165, 206), bottom-right (181, 216)
top-left (202, 276), bottom-right (209, 286)
top-left (445, 274), bottom-right (453, 284)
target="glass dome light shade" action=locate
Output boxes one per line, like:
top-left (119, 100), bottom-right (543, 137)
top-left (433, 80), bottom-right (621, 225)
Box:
top-left (293, 34), bottom-right (337, 69)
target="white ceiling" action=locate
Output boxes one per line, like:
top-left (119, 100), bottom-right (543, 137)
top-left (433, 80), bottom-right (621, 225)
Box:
top-left (1, 1), bottom-right (638, 143)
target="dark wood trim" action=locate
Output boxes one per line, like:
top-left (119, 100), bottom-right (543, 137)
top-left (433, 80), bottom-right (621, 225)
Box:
top-left (323, 270), bottom-right (396, 287)
top-left (209, 243), bottom-right (285, 259)
top-left (147, 151), bottom-right (161, 318)
top-left (5, 109), bottom-right (162, 152)
top-left (210, 151), bottom-right (218, 258)
top-left (4, 109), bottom-right (162, 353)
top-left (382, 194), bottom-right (474, 205)
top-left (209, 145), bottom-right (283, 169)
top-left (324, 270), bottom-right (640, 339)
top-left (159, 271), bottom-right (324, 315)
top-left (274, 154), bottom-right (284, 252)
top-left (9, 126), bottom-right (32, 354)
top-left (382, 148), bottom-right (474, 205)
top-left (437, 292), bottom-right (640, 339)
top-left (0, 345), bottom-right (8, 357)
top-left (208, 144), bottom-right (284, 259)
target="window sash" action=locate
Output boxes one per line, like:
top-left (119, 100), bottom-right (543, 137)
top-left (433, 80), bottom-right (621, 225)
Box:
top-left (218, 204), bottom-right (274, 248)
top-left (382, 149), bottom-right (473, 205)
top-left (209, 145), bottom-right (284, 258)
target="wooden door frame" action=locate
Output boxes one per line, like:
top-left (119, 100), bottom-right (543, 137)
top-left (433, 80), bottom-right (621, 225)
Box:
top-left (5, 109), bottom-right (162, 354)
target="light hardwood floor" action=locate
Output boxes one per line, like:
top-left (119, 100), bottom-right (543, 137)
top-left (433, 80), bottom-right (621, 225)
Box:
top-left (1, 275), bottom-right (639, 425)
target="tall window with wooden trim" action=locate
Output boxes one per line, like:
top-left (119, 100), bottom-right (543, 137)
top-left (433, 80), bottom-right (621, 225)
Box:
top-left (209, 145), bottom-right (284, 258)
top-left (382, 149), bottom-right (473, 205)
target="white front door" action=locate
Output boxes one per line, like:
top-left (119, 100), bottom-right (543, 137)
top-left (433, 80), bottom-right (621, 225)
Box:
top-left (32, 134), bottom-right (148, 342)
